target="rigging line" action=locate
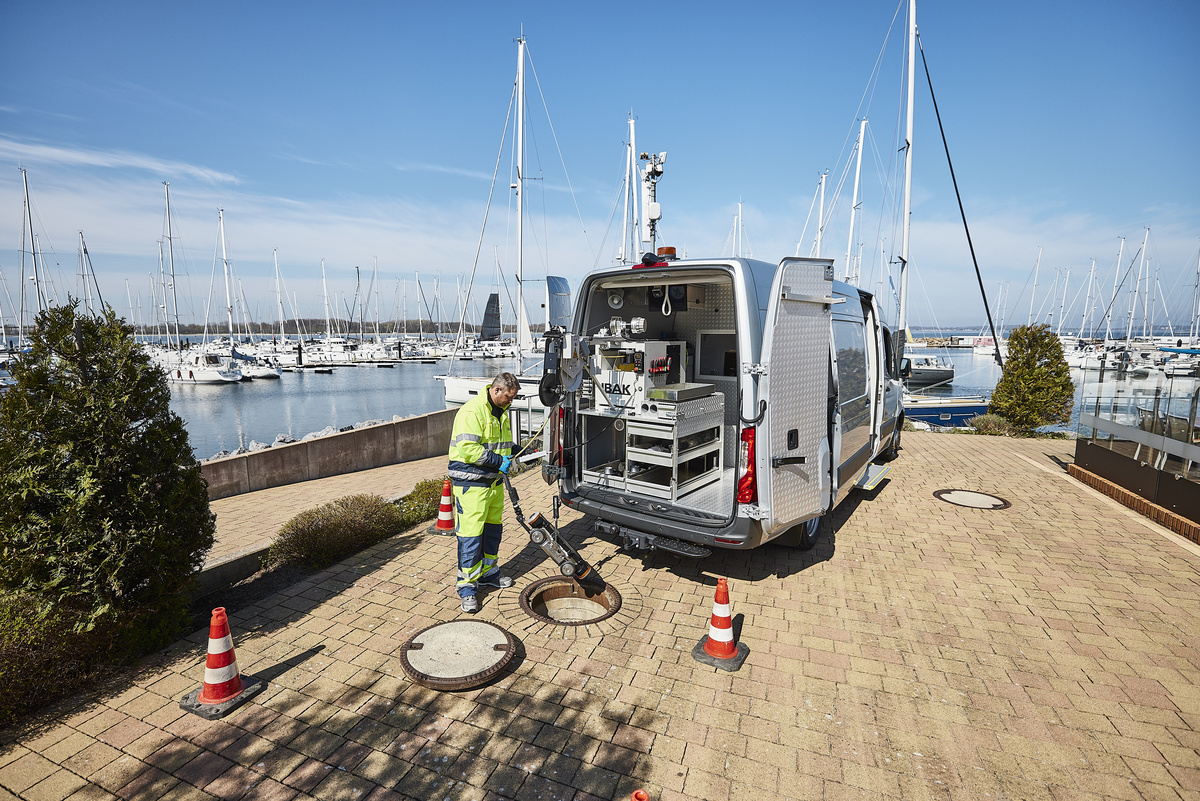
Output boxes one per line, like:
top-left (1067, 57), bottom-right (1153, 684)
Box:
top-left (1085, 244), bottom-right (1143, 338)
top-left (446, 81), bottom-right (517, 368)
top-left (916, 32), bottom-right (1003, 369)
top-left (526, 50), bottom-right (597, 263)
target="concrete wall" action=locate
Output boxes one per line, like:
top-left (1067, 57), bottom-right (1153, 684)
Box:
top-left (201, 408), bottom-right (455, 500)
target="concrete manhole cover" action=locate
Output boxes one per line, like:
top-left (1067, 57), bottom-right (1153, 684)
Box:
top-left (933, 489), bottom-right (1011, 510)
top-left (519, 576), bottom-right (622, 626)
top-left (398, 620), bottom-right (518, 690)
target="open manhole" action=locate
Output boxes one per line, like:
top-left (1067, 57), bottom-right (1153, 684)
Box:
top-left (398, 620), bottom-right (518, 691)
top-left (518, 576), bottom-right (622, 626)
top-left (933, 489), bottom-right (1011, 510)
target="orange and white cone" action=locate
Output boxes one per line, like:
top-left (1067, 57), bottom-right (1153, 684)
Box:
top-left (180, 607), bottom-right (263, 719)
top-left (428, 478), bottom-right (457, 534)
top-left (692, 578), bottom-right (749, 671)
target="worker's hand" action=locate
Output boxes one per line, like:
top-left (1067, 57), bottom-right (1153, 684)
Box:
top-left (499, 455), bottom-right (513, 474)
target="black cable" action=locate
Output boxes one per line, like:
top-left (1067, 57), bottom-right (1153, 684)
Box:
top-left (917, 33), bottom-right (1004, 369)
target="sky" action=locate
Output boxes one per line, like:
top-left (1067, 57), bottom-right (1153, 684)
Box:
top-left (1, 0), bottom-right (1198, 334)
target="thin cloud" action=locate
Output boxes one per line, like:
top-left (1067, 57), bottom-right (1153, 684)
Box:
top-left (389, 161), bottom-right (495, 182)
top-left (0, 137), bottom-right (238, 184)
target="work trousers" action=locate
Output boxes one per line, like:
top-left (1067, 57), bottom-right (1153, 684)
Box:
top-left (454, 483), bottom-right (503, 598)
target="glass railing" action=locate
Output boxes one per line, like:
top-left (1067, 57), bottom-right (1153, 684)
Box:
top-left (1077, 356), bottom-right (1200, 480)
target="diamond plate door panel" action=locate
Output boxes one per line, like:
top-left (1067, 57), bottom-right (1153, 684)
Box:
top-left (760, 258), bottom-right (833, 529)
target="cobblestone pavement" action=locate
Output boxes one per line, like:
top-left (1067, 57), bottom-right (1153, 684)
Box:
top-left (2, 432), bottom-right (1198, 800)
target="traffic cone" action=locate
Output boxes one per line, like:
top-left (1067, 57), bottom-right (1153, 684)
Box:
top-left (428, 478), bottom-right (457, 535)
top-left (691, 578), bottom-right (749, 671)
top-left (179, 608), bottom-right (264, 720)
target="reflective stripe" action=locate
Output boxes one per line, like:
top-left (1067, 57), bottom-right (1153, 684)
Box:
top-left (204, 661), bottom-right (240, 684)
top-left (453, 432), bottom-right (482, 444)
top-left (711, 603), bottom-right (731, 618)
top-left (482, 441), bottom-right (515, 451)
top-left (707, 625), bottom-right (734, 643)
top-left (208, 634), bottom-right (234, 654)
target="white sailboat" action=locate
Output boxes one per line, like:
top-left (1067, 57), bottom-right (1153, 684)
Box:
top-left (440, 35), bottom-right (567, 433)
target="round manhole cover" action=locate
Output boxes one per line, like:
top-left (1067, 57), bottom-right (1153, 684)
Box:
top-left (398, 620), bottom-right (518, 690)
top-left (933, 489), bottom-right (1011, 510)
top-left (519, 576), bottom-right (622, 626)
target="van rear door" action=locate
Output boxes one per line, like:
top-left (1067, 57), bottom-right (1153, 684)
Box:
top-left (758, 257), bottom-right (835, 531)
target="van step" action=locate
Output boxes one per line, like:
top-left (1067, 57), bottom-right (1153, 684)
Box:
top-left (645, 534), bottom-right (712, 558)
top-left (856, 463), bottom-right (891, 491)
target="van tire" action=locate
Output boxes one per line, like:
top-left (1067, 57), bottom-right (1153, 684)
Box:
top-left (779, 516), bottom-right (822, 550)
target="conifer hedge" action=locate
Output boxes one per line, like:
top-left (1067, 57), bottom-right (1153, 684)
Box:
top-left (989, 324), bottom-right (1075, 434)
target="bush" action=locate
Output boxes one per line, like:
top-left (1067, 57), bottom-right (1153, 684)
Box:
top-left (395, 477), bottom-right (450, 529)
top-left (989, 324), bottom-right (1074, 434)
top-left (269, 494), bottom-right (407, 570)
top-left (967, 413), bottom-right (1017, 436)
top-left (0, 593), bottom-right (125, 727)
top-left (0, 302), bottom-right (214, 641)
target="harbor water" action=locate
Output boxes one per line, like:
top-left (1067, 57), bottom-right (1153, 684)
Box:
top-left (171, 358), bottom-right (521, 460)
top-left (170, 344), bottom-right (1110, 461)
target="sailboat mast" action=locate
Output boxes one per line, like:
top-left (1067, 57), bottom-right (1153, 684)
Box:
top-left (845, 118), bottom-right (867, 284)
top-left (321, 259), bottom-right (330, 337)
top-left (164, 182), bottom-right (182, 350)
top-left (815, 172), bottom-right (826, 258)
top-left (1106, 237), bottom-right (1123, 341)
top-left (515, 35), bottom-right (530, 357)
top-left (274, 249), bottom-right (285, 338)
top-left (897, 0), bottom-right (916, 333)
top-left (218, 209), bottom-right (235, 341)
top-left (1128, 228), bottom-right (1149, 343)
top-left (1056, 268), bottom-right (1070, 336)
top-left (1027, 247), bottom-right (1041, 326)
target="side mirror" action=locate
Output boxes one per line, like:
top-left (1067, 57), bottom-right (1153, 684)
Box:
top-left (899, 357), bottom-right (912, 379)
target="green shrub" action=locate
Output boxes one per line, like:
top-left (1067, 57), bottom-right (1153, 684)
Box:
top-left (395, 477), bottom-right (450, 529)
top-left (0, 302), bottom-right (214, 641)
top-left (989, 324), bottom-right (1074, 434)
top-left (269, 494), bottom-right (407, 569)
top-left (0, 592), bottom-right (125, 727)
top-left (967, 413), bottom-right (1016, 436)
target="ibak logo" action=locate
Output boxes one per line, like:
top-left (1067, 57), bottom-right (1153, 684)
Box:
top-left (601, 382), bottom-right (633, 395)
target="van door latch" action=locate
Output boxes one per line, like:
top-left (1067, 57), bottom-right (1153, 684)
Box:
top-left (771, 455), bottom-right (807, 468)
top-left (742, 362), bottom-right (767, 376)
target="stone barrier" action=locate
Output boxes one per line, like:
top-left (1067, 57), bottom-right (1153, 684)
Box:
top-left (200, 408), bottom-right (455, 500)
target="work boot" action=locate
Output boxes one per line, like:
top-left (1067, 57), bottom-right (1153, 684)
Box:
top-left (479, 572), bottom-right (513, 588)
top-left (460, 595), bottom-right (479, 613)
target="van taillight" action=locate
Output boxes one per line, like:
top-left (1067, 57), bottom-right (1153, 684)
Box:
top-left (737, 426), bottom-right (757, 503)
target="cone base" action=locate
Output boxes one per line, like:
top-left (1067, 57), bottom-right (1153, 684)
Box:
top-left (427, 522), bottom-right (458, 536)
top-left (692, 636), bottom-right (749, 672)
top-left (179, 674), bottom-right (264, 720)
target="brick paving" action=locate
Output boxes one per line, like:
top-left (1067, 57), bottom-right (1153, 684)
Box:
top-left (2, 431), bottom-right (1198, 800)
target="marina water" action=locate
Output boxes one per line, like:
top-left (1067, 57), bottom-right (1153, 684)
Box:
top-left (172, 358), bottom-right (519, 460)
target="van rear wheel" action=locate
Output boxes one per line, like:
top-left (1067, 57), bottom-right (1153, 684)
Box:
top-left (878, 419), bottom-right (902, 462)
top-left (779, 516), bottom-right (822, 550)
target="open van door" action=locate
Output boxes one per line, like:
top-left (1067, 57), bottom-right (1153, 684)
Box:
top-left (757, 257), bottom-right (835, 531)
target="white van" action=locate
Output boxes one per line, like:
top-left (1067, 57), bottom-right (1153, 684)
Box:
top-left (541, 252), bottom-right (904, 555)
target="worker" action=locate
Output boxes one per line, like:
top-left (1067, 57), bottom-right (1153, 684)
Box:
top-left (447, 372), bottom-right (520, 613)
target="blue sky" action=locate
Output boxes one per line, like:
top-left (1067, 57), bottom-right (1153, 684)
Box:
top-left (1, 1), bottom-right (1198, 333)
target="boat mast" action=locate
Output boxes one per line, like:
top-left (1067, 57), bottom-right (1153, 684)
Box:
top-left (619, 116), bottom-right (639, 264)
top-left (844, 118), bottom-right (867, 284)
top-left (274, 249), bottom-right (285, 339)
top-left (1127, 228), bottom-right (1149, 344)
top-left (321, 259), bottom-right (331, 338)
top-left (163, 182), bottom-right (182, 350)
top-left (1027, 247), bottom-right (1041, 326)
top-left (1191, 245), bottom-right (1200, 343)
top-left (1106, 237), bottom-right (1123, 341)
top-left (815, 172), bottom-right (826, 258)
top-left (1080, 259), bottom-right (1096, 337)
top-left (515, 34), bottom-right (531, 358)
top-left (1055, 268), bottom-right (1070, 335)
top-left (218, 209), bottom-right (236, 342)
top-left (897, 0), bottom-right (916, 334)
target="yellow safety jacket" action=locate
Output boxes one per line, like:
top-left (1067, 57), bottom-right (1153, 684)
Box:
top-left (447, 392), bottom-right (514, 488)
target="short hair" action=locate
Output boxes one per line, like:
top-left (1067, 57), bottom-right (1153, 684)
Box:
top-left (492, 372), bottom-right (521, 393)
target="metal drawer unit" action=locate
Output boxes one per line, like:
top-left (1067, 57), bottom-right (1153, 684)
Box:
top-left (625, 394), bottom-right (724, 501)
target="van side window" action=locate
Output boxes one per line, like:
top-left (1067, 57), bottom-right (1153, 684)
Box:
top-left (833, 320), bottom-right (871, 458)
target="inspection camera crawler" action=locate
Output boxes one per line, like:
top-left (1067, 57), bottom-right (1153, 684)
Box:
top-left (501, 473), bottom-right (607, 596)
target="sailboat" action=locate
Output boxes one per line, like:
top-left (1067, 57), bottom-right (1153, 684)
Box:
top-left (440, 35), bottom-right (570, 433)
top-left (891, 0), bottom-right (989, 427)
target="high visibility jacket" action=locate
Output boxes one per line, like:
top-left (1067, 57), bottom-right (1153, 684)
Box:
top-left (447, 392), bottom-right (514, 488)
